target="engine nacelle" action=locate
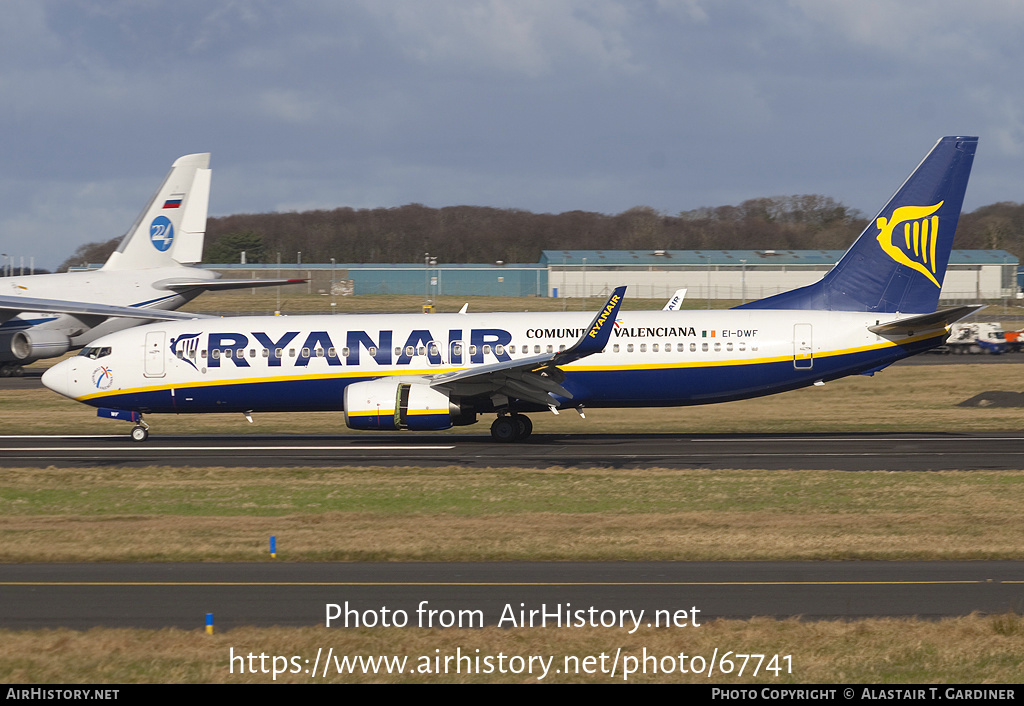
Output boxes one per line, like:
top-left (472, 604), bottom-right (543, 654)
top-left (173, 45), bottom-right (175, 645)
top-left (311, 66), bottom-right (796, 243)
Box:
top-left (0, 330), bottom-right (71, 362)
top-left (344, 378), bottom-right (465, 431)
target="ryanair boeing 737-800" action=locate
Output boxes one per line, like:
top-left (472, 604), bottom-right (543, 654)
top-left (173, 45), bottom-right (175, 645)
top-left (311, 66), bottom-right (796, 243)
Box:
top-left (43, 136), bottom-right (980, 442)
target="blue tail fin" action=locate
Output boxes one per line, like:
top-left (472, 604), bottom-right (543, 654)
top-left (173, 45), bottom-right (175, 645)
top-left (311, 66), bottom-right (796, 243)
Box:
top-left (738, 136), bottom-right (977, 313)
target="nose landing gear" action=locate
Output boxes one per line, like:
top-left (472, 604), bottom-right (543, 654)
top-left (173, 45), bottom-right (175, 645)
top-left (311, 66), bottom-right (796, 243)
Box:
top-left (130, 422), bottom-right (150, 442)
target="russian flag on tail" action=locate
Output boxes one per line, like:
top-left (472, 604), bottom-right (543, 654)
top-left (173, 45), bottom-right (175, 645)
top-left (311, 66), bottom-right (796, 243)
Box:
top-left (162, 193), bottom-right (185, 209)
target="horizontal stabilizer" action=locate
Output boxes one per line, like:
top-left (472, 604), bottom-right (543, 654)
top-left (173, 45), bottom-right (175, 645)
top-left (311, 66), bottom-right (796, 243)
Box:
top-left (868, 305), bottom-right (984, 336)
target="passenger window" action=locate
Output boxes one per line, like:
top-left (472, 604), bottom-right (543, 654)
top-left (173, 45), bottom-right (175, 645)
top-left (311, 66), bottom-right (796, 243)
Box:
top-left (701, 343), bottom-right (708, 352)
top-left (406, 346), bottom-right (415, 356)
top-left (613, 344), bottom-right (620, 353)
top-left (690, 343), bottom-right (696, 352)
top-left (176, 350), bottom-right (183, 359)
top-left (546, 345), bottom-right (553, 353)
top-left (262, 349), bottom-right (269, 358)
top-left (249, 349), bottom-right (256, 358)
top-left (627, 344), bottom-right (634, 353)
top-left (653, 344), bottom-right (659, 352)
top-left (495, 345), bottom-right (504, 356)
top-left (726, 343), bottom-right (733, 352)
top-left (236, 349), bottom-right (244, 359)
top-left (302, 348), bottom-right (310, 358)
top-left (534, 345), bottom-right (540, 354)
top-left (367, 347), bottom-right (376, 356)
top-left (213, 349), bottom-right (221, 359)
top-left (483, 345), bottom-right (491, 354)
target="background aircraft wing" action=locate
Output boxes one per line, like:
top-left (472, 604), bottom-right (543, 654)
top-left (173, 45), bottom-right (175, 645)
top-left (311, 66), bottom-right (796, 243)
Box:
top-left (429, 286), bottom-right (625, 407)
top-left (0, 294), bottom-right (212, 322)
top-left (157, 278), bottom-right (308, 292)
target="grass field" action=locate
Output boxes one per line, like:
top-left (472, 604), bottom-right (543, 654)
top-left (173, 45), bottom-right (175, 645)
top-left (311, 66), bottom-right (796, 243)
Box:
top-left (4, 616), bottom-right (1024, 683)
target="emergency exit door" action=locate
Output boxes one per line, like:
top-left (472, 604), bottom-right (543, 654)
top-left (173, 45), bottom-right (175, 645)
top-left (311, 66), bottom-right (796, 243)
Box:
top-left (793, 324), bottom-right (813, 369)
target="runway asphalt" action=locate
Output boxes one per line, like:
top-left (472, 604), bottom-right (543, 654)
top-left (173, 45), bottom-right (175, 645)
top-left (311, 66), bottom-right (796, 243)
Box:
top-left (4, 561), bottom-right (1023, 629)
top-left (3, 431), bottom-right (1024, 470)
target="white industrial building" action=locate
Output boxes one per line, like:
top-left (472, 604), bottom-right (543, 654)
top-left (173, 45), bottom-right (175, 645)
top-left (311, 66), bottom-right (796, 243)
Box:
top-left (541, 250), bottom-right (1018, 303)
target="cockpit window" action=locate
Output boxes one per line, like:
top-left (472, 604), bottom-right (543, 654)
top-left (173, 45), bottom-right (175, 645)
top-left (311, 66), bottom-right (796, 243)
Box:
top-left (78, 346), bottom-right (112, 360)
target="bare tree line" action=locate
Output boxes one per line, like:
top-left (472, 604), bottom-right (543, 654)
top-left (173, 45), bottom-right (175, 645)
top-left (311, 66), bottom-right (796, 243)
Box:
top-left (56, 196), bottom-right (1024, 272)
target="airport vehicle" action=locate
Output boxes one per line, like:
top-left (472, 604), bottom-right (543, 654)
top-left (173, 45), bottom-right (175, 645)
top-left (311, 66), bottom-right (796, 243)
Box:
top-left (0, 154), bottom-right (301, 375)
top-left (941, 322), bottom-right (1007, 354)
top-left (43, 136), bottom-right (980, 442)
top-left (1003, 328), bottom-right (1024, 352)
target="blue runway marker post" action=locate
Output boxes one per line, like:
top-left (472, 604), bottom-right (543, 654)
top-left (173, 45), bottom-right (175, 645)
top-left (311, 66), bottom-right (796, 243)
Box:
top-left (206, 613), bottom-right (214, 635)
top-left (270, 536), bottom-right (276, 558)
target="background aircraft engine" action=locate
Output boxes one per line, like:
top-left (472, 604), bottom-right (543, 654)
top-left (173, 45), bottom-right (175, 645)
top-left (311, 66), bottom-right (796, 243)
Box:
top-left (0, 330), bottom-right (71, 362)
top-left (344, 378), bottom-right (460, 431)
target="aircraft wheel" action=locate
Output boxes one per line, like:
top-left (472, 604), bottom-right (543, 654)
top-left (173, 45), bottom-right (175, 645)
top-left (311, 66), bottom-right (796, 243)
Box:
top-left (0, 365), bottom-right (8, 378)
top-left (490, 416), bottom-right (520, 443)
top-left (11, 365), bottom-right (23, 377)
top-left (130, 425), bottom-right (149, 442)
top-left (512, 414), bottom-right (533, 441)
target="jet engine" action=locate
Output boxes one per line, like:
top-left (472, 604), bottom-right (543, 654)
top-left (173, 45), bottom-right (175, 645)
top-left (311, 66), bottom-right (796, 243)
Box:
top-left (344, 378), bottom-right (474, 431)
top-left (0, 330), bottom-right (71, 362)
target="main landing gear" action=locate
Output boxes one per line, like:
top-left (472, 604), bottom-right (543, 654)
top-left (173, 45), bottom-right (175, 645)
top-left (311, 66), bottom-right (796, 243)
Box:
top-left (490, 413), bottom-right (533, 442)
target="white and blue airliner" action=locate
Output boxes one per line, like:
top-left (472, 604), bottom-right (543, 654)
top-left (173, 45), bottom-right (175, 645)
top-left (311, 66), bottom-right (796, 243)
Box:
top-left (43, 136), bottom-right (980, 442)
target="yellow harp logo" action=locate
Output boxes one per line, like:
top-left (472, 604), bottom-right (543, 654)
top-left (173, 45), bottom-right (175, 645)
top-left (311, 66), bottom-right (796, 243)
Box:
top-left (875, 202), bottom-right (943, 287)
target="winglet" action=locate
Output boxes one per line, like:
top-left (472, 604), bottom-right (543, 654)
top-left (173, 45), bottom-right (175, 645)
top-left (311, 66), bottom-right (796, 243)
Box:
top-left (556, 285), bottom-right (626, 362)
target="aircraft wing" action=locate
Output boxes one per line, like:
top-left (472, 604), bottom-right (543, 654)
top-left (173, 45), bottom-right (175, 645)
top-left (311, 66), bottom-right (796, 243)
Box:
top-left (157, 278), bottom-right (308, 292)
top-left (868, 305), bottom-right (984, 336)
top-left (0, 294), bottom-right (212, 323)
top-left (429, 286), bottom-right (626, 408)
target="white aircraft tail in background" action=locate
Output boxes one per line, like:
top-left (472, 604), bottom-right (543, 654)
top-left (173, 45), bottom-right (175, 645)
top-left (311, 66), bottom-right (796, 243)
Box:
top-left (0, 154), bottom-right (303, 375)
top-left (663, 288), bottom-right (687, 310)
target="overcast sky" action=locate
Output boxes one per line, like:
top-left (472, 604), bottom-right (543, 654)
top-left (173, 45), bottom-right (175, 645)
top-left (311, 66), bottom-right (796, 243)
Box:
top-left (2, 0), bottom-right (1023, 270)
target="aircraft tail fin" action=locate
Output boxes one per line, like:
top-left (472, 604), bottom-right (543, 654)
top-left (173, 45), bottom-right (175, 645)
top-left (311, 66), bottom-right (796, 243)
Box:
top-left (738, 136), bottom-right (977, 313)
top-left (101, 153), bottom-right (211, 271)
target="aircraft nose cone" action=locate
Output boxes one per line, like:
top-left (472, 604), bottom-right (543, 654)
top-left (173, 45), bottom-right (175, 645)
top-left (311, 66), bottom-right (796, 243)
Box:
top-left (41, 360), bottom-right (71, 398)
